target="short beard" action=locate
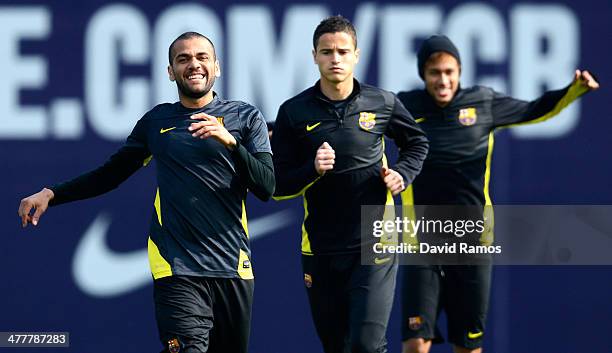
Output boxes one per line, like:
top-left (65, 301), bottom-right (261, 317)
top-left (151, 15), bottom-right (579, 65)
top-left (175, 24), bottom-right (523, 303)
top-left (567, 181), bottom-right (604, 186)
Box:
top-left (176, 75), bottom-right (216, 99)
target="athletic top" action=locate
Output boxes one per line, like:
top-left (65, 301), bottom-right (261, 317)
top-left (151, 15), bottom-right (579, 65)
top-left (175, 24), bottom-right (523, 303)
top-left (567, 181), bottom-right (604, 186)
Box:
top-left (398, 81), bottom-right (588, 207)
top-left (272, 79), bottom-right (429, 255)
top-left (50, 94), bottom-right (273, 280)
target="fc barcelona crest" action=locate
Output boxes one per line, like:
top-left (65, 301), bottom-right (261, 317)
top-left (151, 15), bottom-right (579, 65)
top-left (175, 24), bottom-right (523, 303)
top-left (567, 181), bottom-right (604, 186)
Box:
top-left (168, 338), bottom-right (180, 353)
top-left (216, 116), bottom-right (225, 127)
top-left (359, 112), bottom-right (376, 130)
top-left (304, 273), bottom-right (313, 288)
top-left (408, 316), bottom-right (423, 331)
top-left (458, 108), bottom-right (477, 126)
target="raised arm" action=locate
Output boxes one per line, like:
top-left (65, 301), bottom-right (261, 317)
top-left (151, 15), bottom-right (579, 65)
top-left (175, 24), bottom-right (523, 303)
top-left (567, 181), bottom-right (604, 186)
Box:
top-left (492, 70), bottom-right (599, 128)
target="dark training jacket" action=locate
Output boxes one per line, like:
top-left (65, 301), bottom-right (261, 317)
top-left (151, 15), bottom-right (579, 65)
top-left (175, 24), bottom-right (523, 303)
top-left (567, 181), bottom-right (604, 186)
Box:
top-left (272, 80), bottom-right (429, 255)
top-left (397, 81), bottom-right (588, 207)
top-left (50, 95), bottom-right (274, 280)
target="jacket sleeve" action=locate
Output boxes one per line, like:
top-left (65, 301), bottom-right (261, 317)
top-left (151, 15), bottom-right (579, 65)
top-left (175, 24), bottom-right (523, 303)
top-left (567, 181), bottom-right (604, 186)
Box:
top-left (230, 107), bottom-right (275, 201)
top-left (385, 96), bottom-right (429, 185)
top-left (271, 104), bottom-right (320, 200)
top-left (492, 79), bottom-right (589, 128)
top-left (49, 118), bottom-right (151, 206)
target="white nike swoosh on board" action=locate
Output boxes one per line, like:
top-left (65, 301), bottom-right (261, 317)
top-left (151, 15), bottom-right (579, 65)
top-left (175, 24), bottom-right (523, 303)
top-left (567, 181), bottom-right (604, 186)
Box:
top-left (72, 210), bottom-right (295, 298)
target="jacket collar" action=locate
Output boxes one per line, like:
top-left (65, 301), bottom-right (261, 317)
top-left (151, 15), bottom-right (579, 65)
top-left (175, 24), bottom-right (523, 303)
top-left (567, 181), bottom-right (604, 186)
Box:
top-left (176, 91), bottom-right (221, 113)
top-left (314, 78), bottom-right (361, 103)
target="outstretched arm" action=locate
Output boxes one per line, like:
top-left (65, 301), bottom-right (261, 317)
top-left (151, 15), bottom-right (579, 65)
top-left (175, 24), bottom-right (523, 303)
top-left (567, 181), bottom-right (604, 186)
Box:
top-left (492, 70), bottom-right (600, 128)
top-left (18, 119), bottom-right (150, 227)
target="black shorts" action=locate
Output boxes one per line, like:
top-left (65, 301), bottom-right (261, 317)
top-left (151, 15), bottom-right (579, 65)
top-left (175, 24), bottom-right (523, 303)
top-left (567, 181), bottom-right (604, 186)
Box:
top-left (302, 253), bottom-right (398, 353)
top-left (153, 275), bottom-right (254, 353)
top-left (400, 264), bottom-right (492, 349)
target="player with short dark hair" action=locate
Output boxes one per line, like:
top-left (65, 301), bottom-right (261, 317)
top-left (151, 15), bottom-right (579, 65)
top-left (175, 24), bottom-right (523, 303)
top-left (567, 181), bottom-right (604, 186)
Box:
top-left (271, 15), bottom-right (429, 353)
top-left (168, 31), bottom-right (216, 64)
top-left (18, 32), bottom-right (274, 353)
top-left (397, 34), bottom-right (599, 353)
top-left (312, 15), bottom-right (357, 51)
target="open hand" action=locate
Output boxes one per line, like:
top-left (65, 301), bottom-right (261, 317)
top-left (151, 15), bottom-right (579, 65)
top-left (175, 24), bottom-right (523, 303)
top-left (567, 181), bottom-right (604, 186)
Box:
top-left (574, 70), bottom-right (599, 91)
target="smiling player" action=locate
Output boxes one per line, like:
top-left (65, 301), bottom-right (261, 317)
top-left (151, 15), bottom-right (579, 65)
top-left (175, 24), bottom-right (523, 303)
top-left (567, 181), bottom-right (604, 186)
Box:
top-left (397, 34), bottom-right (599, 353)
top-left (18, 32), bottom-right (274, 353)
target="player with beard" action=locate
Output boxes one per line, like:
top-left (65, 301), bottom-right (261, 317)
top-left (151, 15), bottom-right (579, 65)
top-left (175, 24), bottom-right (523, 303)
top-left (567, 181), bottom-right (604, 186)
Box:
top-left (18, 32), bottom-right (274, 353)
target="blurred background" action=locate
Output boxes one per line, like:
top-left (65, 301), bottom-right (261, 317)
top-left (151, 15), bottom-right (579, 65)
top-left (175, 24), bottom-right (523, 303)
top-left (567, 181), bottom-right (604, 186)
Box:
top-left (1, 0), bottom-right (611, 352)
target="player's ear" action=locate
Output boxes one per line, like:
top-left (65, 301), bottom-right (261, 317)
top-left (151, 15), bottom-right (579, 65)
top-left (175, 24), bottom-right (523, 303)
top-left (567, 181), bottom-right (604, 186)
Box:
top-left (168, 65), bottom-right (175, 82)
top-left (214, 59), bottom-right (221, 78)
top-left (312, 48), bottom-right (317, 64)
top-left (355, 47), bottom-right (360, 64)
